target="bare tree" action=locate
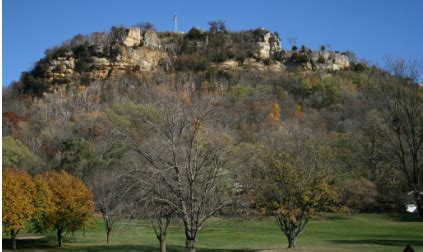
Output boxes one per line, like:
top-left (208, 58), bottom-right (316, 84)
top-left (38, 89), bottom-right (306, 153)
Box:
top-left (367, 57), bottom-right (423, 217)
top-left (138, 196), bottom-right (175, 252)
top-left (286, 36), bottom-right (298, 49)
top-left (87, 166), bottom-right (137, 244)
top-left (85, 137), bottom-right (139, 244)
top-left (111, 91), bottom-right (234, 252)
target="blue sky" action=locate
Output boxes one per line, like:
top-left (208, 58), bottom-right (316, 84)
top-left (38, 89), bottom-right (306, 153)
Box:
top-left (3, 0), bottom-right (423, 86)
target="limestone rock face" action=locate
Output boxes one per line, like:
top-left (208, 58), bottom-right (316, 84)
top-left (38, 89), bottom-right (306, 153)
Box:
top-left (88, 57), bottom-right (111, 79)
top-left (46, 57), bottom-right (75, 81)
top-left (310, 51), bottom-right (350, 71)
top-left (243, 58), bottom-right (285, 72)
top-left (121, 27), bottom-right (142, 47)
top-left (142, 30), bottom-right (161, 48)
top-left (90, 57), bottom-right (110, 69)
top-left (27, 25), bottom-right (354, 97)
top-left (255, 29), bottom-right (282, 59)
top-left (112, 46), bottom-right (168, 72)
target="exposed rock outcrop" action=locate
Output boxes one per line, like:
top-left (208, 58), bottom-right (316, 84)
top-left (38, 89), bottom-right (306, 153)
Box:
top-left (254, 28), bottom-right (282, 59)
top-left (112, 46), bottom-right (167, 72)
top-left (143, 30), bottom-right (161, 48)
top-left (121, 27), bottom-right (142, 47)
top-left (34, 28), bottom-right (169, 92)
top-left (21, 25), bottom-right (350, 97)
top-left (310, 51), bottom-right (350, 70)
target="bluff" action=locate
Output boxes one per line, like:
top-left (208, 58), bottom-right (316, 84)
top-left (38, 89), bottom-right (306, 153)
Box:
top-left (16, 26), bottom-right (350, 96)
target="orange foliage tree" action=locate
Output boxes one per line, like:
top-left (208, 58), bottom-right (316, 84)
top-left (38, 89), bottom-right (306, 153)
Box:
top-left (268, 102), bottom-right (281, 122)
top-left (34, 171), bottom-right (94, 247)
top-left (31, 175), bottom-right (54, 232)
top-left (2, 168), bottom-right (35, 250)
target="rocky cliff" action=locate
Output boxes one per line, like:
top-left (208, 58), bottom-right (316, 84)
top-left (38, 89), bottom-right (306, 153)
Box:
top-left (18, 26), bottom-right (350, 96)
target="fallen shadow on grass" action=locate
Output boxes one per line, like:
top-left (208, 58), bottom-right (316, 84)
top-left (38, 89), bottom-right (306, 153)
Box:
top-left (331, 239), bottom-right (423, 247)
top-left (3, 238), bottom-right (56, 250)
top-left (3, 238), bottom-right (260, 251)
top-left (387, 213), bottom-right (422, 222)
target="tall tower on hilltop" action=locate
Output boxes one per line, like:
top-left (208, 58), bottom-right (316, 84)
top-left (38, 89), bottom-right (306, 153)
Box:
top-left (173, 14), bottom-right (178, 32)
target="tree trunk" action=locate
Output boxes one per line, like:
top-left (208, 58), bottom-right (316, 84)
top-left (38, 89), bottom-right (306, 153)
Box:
top-left (11, 230), bottom-right (17, 250)
top-left (57, 228), bottom-right (63, 247)
top-left (287, 235), bottom-right (296, 248)
top-left (106, 227), bottom-right (111, 244)
top-left (186, 238), bottom-right (196, 252)
top-left (159, 236), bottom-right (166, 252)
top-left (415, 192), bottom-right (423, 218)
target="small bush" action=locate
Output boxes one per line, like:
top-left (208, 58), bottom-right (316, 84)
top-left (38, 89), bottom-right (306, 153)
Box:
top-left (174, 54), bottom-right (210, 72)
top-left (352, 63), bottom-right (366, 72)
top-left (185, 27), bottom-right (207, 40)
top-left (298, 54), bottom-right (310, 63)
top-left (263, 58), bottom-right (272, 66)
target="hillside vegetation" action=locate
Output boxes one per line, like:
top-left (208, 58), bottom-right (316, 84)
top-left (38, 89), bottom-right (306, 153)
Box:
top-left (3, 21), bottom-right (422, 251)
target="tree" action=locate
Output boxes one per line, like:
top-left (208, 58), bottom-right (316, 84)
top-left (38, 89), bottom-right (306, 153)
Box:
top-left (286, 36), bottom-right (298, 49)
top-left (2, 168), bottom-right (35, 250)
top-left (267, 103), bottom-right (281, 122)
top-left (366, 58), bottom-right (423, 217)
top-left (338, 178), bottom-right (377, 217)
top-left (86, 160), bottom-right (136, 244)
top-left (31, 175), bottom-right (54, 233)
top-left (59, 138), bottom-right (97, 177)
top-left (252, 127), bottom-right (338, 248)
top-left (110, 92), bottom-right (234, 252)
top-left (208, 20), bottom-right (226, 33)
top-left (34, 171), bottom-right (94, 247)
top-left (139, 196), bottom-right (175, 252)
top-left (134, 22), bottom-right (156, 31)
top-left (3, 136), bottom-right (39, 172)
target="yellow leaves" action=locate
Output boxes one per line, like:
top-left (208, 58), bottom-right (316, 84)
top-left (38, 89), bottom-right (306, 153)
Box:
top-left (267, 103), bottom-right (281, 122)
top-left (40, 171), bottom-right (95, 232)
top-left (2, 168), bottom-right (35, 234)
top-left (2, 169), bottom-right (95, 235)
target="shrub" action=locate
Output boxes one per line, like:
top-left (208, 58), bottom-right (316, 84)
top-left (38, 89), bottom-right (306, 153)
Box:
top-left (352, 63), bottom-right (366, 72)
top-left (185, 27), bottom-right (207, 40)
top-left (263, 58), bottom-right (272, 66)
top-left (317, 56), bottom-right (326, 64)
top-left (297, 54), bottom-right (310, 64)
top-left (272, 50), bottom-right (285, 61)
top-left (338, 179), bottom-right (377, 216)
top-left (174, 54), bottom-right (210, 72)
top-left (20, 72), bottom-right (48, 97)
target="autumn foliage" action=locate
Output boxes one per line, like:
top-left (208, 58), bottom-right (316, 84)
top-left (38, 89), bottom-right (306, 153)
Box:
top-left (267, 103), bottom-right (281, 122)
top-left (2, 168), bottom-right (94, 249)
top-left (34, 171), bottom-right (95, 247)
top-left (2, 168), bottom-right (35, 250)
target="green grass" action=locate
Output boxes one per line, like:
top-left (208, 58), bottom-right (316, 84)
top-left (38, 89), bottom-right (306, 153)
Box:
top-left (3, 214), bottom-right (423, 251)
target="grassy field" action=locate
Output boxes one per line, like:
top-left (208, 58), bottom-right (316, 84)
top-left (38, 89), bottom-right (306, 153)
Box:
top-left (3, 214), bottom-right (423, 251)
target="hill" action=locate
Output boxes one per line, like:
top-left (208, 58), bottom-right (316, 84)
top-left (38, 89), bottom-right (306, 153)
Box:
top-left (12, 24), bottom-right (352, 97)
top-left (3, 21), bottom-right (422, 251)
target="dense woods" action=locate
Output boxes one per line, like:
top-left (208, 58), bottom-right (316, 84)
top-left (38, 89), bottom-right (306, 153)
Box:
top-left (2, 22), bottom-right (422, 251)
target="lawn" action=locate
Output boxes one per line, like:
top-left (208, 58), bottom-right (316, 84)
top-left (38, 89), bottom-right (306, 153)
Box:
top-left (3, 214), bottom-right (423, 251)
